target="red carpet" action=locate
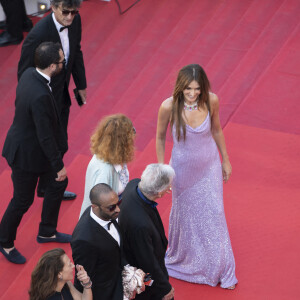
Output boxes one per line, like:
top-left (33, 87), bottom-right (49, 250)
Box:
top-left (0, 0), bottom-right (299, 299)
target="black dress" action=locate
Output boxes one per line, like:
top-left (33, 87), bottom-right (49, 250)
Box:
top-left (47, 284), bottom-right (73, 300)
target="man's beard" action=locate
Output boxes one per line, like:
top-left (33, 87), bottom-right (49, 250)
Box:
top-left (51, 65), bottom-right (62, 77)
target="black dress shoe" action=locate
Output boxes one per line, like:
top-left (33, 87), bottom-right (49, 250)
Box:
top-left (37, 190), bottom-right (77, 201)
top-left (37, 232), bottom-right (72, 244)
top-left (0, 246), bottom-right (26, 264)
top-left (62, 191), bottom-right (77, 200)
top-left (0, 20), bottom-right (6, 30)
top-left (0, 31), bottom-right (23, 47)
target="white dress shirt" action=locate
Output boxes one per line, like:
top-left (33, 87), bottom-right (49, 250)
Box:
top-left (36, 68), bottom-right (51, 91)
top-left (90, 208), bottom-right (120, 245)
top-left (52, 13), bottom-right (70, 63)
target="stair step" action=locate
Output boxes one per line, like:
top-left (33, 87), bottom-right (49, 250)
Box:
top-left (217, 0), bottom-right (300, 127)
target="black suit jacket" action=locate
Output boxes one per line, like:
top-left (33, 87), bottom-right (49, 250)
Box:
top-left (18, 12), bottom-right (86, 109)
top-left (119, 179), bottom-right (172, 300)
top-left (71, 207), bottom-right (124, 300)
top-left (2, 68), bottom-right (66, 173)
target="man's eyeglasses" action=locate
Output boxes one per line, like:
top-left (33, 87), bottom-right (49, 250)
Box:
top-left (60, 8), bottom-right (79, 16)
top-left (55, 58), bottom-right (66, 65)
top-left (107, 199), bottom-right (122, 212)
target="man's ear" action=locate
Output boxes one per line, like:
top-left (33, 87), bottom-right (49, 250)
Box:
top-left (91, 204), bottom-right (98, 209)
top-left (49, 63), bottom-right (56, 72)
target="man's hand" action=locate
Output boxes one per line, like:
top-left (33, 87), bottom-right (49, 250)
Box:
top-left (78, 89), bottom-right (87, 104)
top-left (56, 167), bottom-right (67, 181)
top-left (162, 287), bottom-right (174, 300)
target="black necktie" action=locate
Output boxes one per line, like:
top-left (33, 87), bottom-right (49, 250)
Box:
top-left (107, 221), bottom-right (113, 230)
top-left (60, 26), bottom-right (69, 32)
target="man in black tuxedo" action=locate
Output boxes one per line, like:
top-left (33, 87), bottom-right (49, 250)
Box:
top-left (0, 42), bottom-right (71, 265)
top-left (119, 164), bottom-right (175, 300)
top-left (18, 0), bottom-right (87, 200)
top-left (71, 183), bottom-right (124, 300)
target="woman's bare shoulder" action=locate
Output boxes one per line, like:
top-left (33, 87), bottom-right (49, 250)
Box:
top-left (160, 96), bottom-right (173, 111)
top-left (208, 92), bottom-right (219, 108)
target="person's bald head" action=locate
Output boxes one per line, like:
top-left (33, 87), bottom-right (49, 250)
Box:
top-left (90, 183), bottom-right (120, 221)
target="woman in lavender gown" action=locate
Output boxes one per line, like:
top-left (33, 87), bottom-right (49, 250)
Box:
top-left (156, 64), bottom-right (237, 289)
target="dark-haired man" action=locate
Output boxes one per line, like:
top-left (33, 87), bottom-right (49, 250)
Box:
top-left (71, 183), bottom-right (125, 300)
top-left (0, 42), bottom-right (71, 265)
top-left (18, 0), bottom-right (87, 201)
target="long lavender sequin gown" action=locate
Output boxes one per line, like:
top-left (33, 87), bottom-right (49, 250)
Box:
top-left (165, 112), bottom-right (238, 288)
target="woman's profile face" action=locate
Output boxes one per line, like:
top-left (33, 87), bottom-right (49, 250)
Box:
top-left (59, 254), bottom-right (75, 282)
top-left (183, 80), bottom-right (201, 104)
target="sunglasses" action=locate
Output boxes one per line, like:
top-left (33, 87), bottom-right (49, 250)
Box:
top-left (107, 199), bottom-right (122, 212)
top-left (59, 7), bottom-right (79, 16)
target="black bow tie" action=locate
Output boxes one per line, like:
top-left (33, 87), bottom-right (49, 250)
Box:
top-left (60, 26), bottom-right (69, 32)
top-left (107, 220), bottom-right (117, 230)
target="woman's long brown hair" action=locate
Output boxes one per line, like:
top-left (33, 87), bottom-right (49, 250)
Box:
top-left (170, 64), bottom-right (211, 141)
top-left (29, 248), bottom-right (65, 300)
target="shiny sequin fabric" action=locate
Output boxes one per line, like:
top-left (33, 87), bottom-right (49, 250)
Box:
top-left (165, 113), bottom-right (238, 288)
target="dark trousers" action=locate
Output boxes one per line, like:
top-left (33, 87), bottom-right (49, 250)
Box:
top-left (0, 0), bottom-right (27, 38)
top-left (0, 166), bottom-right (68, 248)
top-left (37, 105), bottom-right (69, 193)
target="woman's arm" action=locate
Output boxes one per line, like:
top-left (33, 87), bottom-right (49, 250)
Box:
top-left (68, 265), bottom-right (93, 300)
top-left (209, 93), bottom-right (232, 182)
top-left (156, 98), bottom-right (172, 163)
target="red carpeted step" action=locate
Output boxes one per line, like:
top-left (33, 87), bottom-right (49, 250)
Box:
top-left (67, 0), bottom-right (223, 152)
top-left (1, 0), bottom-right (300, 299)
top-left (87, 0), bottom-right (204, 111)
top-left (205, 0), bottom-right (284, 92)
top-left (97, 0), bottom-right (226, 114)
top-left (66, 0), bottom-right (189, 148)
top-left (216, 0), bottom-right (300, 128)
top-left (76, 0), bottom-right (165, 96)
top-left (132, 0), bottom-right (280, 145)
top-left (231, 23), bottom-right (300, 135)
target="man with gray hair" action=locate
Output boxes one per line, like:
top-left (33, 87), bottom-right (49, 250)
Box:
top-left (119, 164), bottom-right (175, 300)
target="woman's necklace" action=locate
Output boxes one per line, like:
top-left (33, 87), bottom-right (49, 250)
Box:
top-left (184, 101), bottom-right (198, 111)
